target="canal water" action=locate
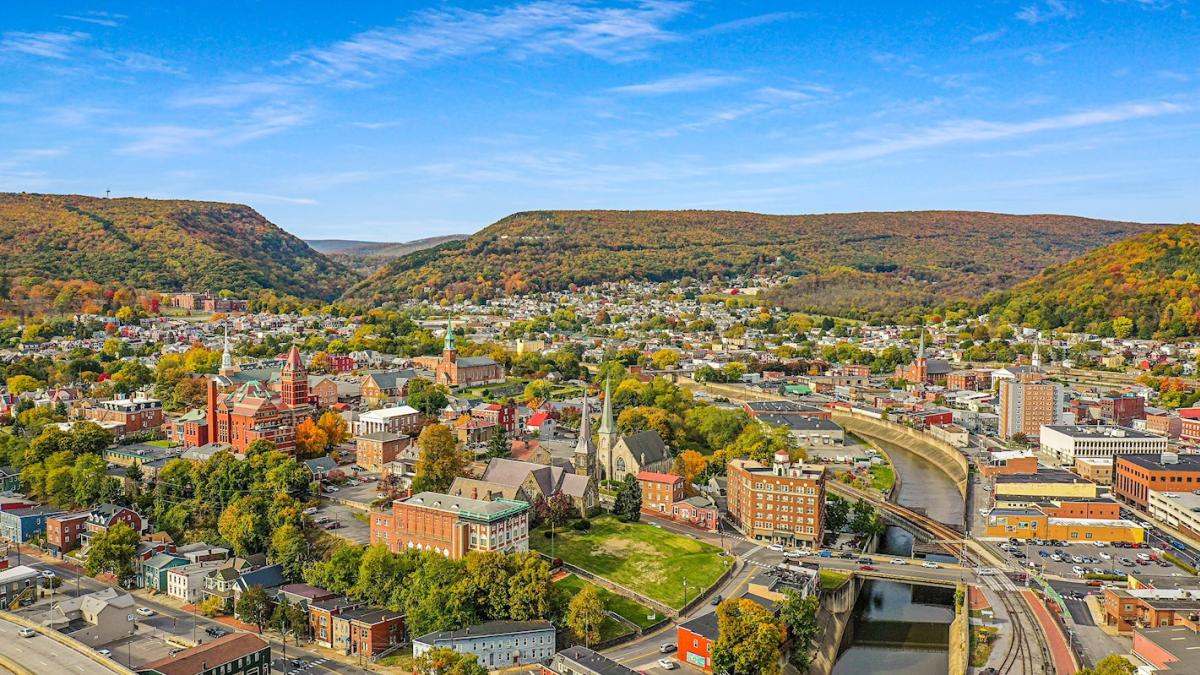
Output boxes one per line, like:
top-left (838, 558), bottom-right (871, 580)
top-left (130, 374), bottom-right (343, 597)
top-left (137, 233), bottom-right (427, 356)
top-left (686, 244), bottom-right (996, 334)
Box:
top-left (831, 579), bottom-right (956, 675)
top-left (872, 436), bottom-right (965, 558)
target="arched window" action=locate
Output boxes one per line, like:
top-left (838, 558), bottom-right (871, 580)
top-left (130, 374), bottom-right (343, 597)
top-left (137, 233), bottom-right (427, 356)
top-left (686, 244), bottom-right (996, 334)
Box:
top-left (616, 458), bottom-right (626, 473)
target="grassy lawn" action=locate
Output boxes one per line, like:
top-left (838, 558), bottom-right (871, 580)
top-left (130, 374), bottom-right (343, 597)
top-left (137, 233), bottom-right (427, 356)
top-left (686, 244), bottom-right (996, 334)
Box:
top-left (556, 573), bottom-right (660, 629)
top-left (819, 570), bottom-right (850, 591)
top-left (869, 464), bottom-right (895, 492)
top-left (144, 439), bottom-right (173, 448)
top-left (533, 515), bottom-right (730, 609)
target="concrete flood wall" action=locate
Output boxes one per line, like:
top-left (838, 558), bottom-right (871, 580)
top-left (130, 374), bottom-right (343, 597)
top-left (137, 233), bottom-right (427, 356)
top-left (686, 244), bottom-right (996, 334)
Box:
top-left (831, 411), bottom-right (970, 499)
top-left (808, 574), bottom-right (863, 675)
top-left (948, 583), bottom-right (969, 675)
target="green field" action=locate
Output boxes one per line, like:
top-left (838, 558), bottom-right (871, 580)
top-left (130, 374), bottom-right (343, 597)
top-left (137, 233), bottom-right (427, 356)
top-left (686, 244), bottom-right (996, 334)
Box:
top-left (533, 515), bottom-right (731, 609)
top-left (869, 464), bottom-right (895, 492)
top-left (556, 573), bottom-right (661, 629)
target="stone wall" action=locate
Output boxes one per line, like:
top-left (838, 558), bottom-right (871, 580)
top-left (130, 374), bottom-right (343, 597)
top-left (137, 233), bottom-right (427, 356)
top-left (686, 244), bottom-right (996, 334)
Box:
top-left (948, 583), bottom-right (969, 675)
top-left (808, 574), bottom-right (862, 675)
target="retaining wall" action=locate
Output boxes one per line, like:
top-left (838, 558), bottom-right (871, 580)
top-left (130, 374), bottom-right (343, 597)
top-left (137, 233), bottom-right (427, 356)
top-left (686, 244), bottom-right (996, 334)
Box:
top-left (808, 574), bottom-right (862, 675)
top-left (948, 583), bottom-right (969, 675)
top-left (831, 411), bottom-right (969, 498)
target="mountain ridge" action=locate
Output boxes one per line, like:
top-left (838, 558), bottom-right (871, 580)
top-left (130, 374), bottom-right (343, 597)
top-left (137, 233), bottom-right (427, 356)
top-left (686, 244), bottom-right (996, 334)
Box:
top-left (345, 208), bottom-right (1164, 318)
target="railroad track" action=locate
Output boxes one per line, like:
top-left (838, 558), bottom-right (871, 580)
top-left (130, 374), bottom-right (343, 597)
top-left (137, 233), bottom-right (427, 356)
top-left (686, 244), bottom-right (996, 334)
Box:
top-left (994, 590), bottom-right (1052, 675)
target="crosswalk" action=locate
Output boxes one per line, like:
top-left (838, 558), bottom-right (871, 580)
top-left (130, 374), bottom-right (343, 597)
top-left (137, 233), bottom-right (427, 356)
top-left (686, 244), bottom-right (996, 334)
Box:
top-left (285, 657), bottom-right (329, 674)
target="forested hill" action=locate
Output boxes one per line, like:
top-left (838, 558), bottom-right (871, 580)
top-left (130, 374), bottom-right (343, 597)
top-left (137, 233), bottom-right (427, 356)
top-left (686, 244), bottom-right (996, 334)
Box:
top-left (981, 223), bottom-right (1200, 338)
top-left (0, 193), bottom-right (352, 301)
top-left (344, 209), bottom-right (1161, 317)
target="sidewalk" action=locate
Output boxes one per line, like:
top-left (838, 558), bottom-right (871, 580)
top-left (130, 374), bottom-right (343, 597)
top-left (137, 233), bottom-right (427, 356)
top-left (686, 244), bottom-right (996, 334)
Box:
top-left (1022, 589), bottom-right (1078, 675)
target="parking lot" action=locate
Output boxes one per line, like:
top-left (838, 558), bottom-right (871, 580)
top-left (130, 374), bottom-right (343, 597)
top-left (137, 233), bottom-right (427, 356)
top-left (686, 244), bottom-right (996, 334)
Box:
top-left (995, 538), bottom-right (1181, 581)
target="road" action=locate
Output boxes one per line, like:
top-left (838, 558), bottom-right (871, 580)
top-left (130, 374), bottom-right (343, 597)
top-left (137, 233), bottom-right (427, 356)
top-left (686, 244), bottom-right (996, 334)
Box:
top-left (0, 614), bottom-right (124, 674)
top-left (3, 550), bottom-right (373, 674)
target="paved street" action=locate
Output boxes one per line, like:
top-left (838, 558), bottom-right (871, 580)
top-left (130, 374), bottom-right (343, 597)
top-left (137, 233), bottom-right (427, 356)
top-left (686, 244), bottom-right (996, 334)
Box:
top-left (0, 615), bottom-right (115, 674)
top-left (3, 550), bottom-right (374, 674)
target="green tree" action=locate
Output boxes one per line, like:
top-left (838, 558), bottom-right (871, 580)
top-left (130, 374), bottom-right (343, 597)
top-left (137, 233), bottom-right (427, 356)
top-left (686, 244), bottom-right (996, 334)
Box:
top-left (486, 424), bottom-right (509, 458)
top-left (6, 374), bottom-right (39, 394)
top-left (72, 453), bottom-right (109, 507)
top-left (269, 524), bottom-right (308, 582)
top-left (303, 544), bottom-right (364, 595)
top-left (779, 589), bottom-right (820, 671)
top-left (68, 421), bottom-right (114, 455)
top-left (84, 521), bottom-right (141, 584)
top-left (710, 598), bottom-right (785, 675)
top-left (235, 585), bottom-right (273, 633)
top-left (352, 544), bottom-right (403, 607)
top-left (271, 597), bottom-right (309, 645)
top-left (407, 379), bottom-right (450, 416)
top-left (506, 553), bottom-right (556, 621)
top-left (825, 495), bottom-right (851, 534)
top-left (413, 647), bottom-right (488, 675)
top-left (412, 424), bottom-right (466, 493)
top-left (566, 586), bottom-right (605, 646)
top-left (612, 474), bottom-right (642, 521)
top-left (218, 495), bottom-right (269, 557)
top-left (1075, 654), bottom-right (1135, 675)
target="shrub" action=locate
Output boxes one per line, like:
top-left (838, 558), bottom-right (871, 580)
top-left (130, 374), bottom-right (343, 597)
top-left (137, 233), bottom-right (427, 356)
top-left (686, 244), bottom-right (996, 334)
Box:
top-left (571, 519), bottom-right (591, 532)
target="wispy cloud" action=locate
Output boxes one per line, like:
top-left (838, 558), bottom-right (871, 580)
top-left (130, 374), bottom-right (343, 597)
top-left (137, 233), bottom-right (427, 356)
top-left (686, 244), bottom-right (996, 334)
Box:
top-left (1016, 0), bottom-right (1078, 24)
top-left (733, 100), bottom-right (1189, 173)
top-left (0, 30), bottom-right (88, 59)
top-left (209, 191), bottom-right (318, 206)
top-left (348, 120), bottom-right (404, 130)
top-left (59, 11), bottom-right (125, 28)
top-left (695, 11), bottom-right (801, 36)
top-left (286, 1), bottom-right (689, 83)
top-left (608, 71), bottom-right (741, 95)
top-left (106, 51), bottom-right (186, 76)
top-left (971, 27), bottom-right (1007, 44)
top-left (117, 104), bottom-right (311, 156)
top-left (116, 125), bottom-right (216, 156)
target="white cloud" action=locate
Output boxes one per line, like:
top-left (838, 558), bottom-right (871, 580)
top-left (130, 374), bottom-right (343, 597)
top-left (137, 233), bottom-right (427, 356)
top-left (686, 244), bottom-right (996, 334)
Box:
top-left (0, 31), bottom-right (88, 59)
top-left (116, 125), bottom-right (216, 156)
top-left (105, 51), bottom-right (186, 76)
top-left (733, 100), bottom-right (1189, 173)
top-left (608, 71), bottom-right (742, 95)
top-left (1016, 0), bottom-right (1078, 24)
top-left (971, 27), bottom-right (1008, 43)
top-left (695, 11), bottom-right (802, 36)
top-left (59, 11), bottom-right (125, 28)
top-left (286, 1), bottom-right (689, 83)
top-left (209, 191), bottom-right (318, 206)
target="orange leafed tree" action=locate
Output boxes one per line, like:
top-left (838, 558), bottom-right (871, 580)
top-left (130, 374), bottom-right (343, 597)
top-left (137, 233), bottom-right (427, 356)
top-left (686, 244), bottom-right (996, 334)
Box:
top-left (295, 418), bottom-right (329, 458)
top-left (317, 411), bottom-right (349, 446)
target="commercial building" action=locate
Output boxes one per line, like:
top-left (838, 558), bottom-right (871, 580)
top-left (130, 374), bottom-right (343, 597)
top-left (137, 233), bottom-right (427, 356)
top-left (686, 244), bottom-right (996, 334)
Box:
top-left (928, 423), bottom-right (970, 448)
top-left (1100, 394), bottom-right (1146, 427)
top-left (677, 594), bottom-right (780, 673)
top-left (741, 401), bottom-right (831, 420)
top-left (727, 451), bottom-right (826, 546)
top-left (1073, 457), bottom-right (1114, 486)
top-left (993, 469), bottom-right (1098, 501)
top-left (997, 377), bottom-right (1062, 441)
top-left (354, 406), bottom-right (423, 437)
top-left (412, 620), bottom-right (555, 670)
top-left (0, 565), bottom-right (40, 607)
top-left (979, 450), bottom-right (1038, 478)
top-left (1116, 453), bottom-right (1200, 510)
top-left (1148, 490), bottom-right (1200, 540)
top-left (1132, 625), bottom-right (1200, 673)
top-left (1040, 425), bottom-right (1167, 465)
top-left (1103, 588), bottom-right (1200, 632)
top-left (756, 414), bottom-right (844, 446)
top-left (984, 507), bottom-right (1143, 543)
top-left (370, 491), bottom-right (529, 559)
top-left (138, 633), bottom-right (271, 675)
top-left (354, 432), bottom-right (412, 473)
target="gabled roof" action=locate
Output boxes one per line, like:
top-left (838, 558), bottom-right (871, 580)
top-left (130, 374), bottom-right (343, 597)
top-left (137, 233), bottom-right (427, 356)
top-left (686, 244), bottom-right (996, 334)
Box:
top-left (618, 430), bottom-right (669, 465)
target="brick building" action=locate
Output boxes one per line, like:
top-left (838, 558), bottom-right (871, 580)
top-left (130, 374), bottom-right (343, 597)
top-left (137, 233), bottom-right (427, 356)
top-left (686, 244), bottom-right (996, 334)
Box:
top-left (1101, 394), bottom-right (1146, 427)
top-left (1104, 588), bottom-right (1200, 631)
top-left (206, 345), bottom-right (313, 454)
top-left (946, 369), bottom-right (992, 391)
top-left (1114, 453), bottom-right (1200, 510)
top-left (979, 450), bottom-right (1039, 478)
top-left (355, 432), bottom-right (412, 473)
top-left (637, 471), bottom-right (684, 516)
top-left (421, 320), bottom-right (504, 388)
top-left (45, 512), bottom-right (90, 555)
top-left (87, 397), bottom-right (164, 436)
top-left (998, 376), bottom-right (1062, 441)
top-left (370, 491), bottom-right (529, 560)
top-left (332, 608), bottom-right (406, 659)
top-left (727, 451), bottom-right (826, 547)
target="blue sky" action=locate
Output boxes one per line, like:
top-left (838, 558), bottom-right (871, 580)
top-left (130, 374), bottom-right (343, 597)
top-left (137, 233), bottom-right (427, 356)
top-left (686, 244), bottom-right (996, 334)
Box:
top-left (1, 1), bottom-right (1197, 240)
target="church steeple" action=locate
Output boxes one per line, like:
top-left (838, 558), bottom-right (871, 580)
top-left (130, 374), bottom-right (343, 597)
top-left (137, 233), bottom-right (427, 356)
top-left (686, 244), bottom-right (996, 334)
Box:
top-left (444, 318), bottom-right (456, 352)
top-left (280, 344), bottom-right (308, 408)
top-left (573, 391), bottom-right (596, 477)
top-left (597, 378), bottom-right (618, 481)
top-left (219, 327), bottom-right (234, 376)
top-left (917, 329), bottom-right (926, 360)
top-left (1032, 338), bottom-right (1042, 370)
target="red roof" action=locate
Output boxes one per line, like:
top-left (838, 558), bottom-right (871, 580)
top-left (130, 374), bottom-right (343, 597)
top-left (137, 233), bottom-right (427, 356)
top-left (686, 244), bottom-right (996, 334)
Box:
top-left (637, 471), bottom-right (682, 484)
top-left (528, 412), bottom-right (551, 426)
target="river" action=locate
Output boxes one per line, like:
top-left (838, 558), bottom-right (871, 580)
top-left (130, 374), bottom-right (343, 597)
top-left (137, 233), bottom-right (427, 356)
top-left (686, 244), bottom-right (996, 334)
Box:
top-left (872, 436), bottom-right (965, 558)
top-left (831, 579), bottom-right (956, 675)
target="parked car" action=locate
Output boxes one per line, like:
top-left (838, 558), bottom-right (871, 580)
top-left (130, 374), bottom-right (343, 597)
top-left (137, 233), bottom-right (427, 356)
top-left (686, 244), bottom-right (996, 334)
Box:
top-left (767, 544), bottom-right (784, 552)
top-left (784, 549), bottom-right (805, 559)
top-left (711, 594), bottom-right (723, 606)
top-left (659, 643), bottom-right (676, 654)
top-left (39, 570), bottom-right (55, 579)
top-left (136, 607), bottom-right (154, 617)
top-left (658, 659), bottom-right (679, 670)
top-left (302, 507), bottom-right (318, 516)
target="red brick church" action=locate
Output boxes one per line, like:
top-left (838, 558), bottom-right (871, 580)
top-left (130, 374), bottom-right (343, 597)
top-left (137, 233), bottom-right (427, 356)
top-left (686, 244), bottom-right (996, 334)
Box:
top-left (205, 345), bottom-right (313, 454)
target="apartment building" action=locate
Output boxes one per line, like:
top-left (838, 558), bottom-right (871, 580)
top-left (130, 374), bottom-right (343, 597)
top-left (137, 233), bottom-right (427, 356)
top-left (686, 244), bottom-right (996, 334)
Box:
top-left (998, 377), bottom-right (1062, 441)
top-left (727, 451), bottom-right (826, 546)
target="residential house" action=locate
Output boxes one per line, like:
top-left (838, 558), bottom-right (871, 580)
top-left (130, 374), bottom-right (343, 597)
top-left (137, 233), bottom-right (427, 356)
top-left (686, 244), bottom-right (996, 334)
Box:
top-left (354, 432), bottom-right (412, 473)
top-left (0, 505), bottom-right (65, 543)
top-left (167, 561), bottom-right (224, 604)
top-left (81, 504), bottom-right (144, 551)
top-left (304, 456), bottom-right (339, 481)
top-left (138, 633), bottom-right (271, 675)
top-left (45, 587), bottom-right (136, 647)
top-left (542, 646), bottom-right (639, 675)
top-left (360, 371), bottom-right (414, 405)
top-left (412, 620), bottom-right (555, 670)
top-left (45, 512), bottom-right (90, 555)
top-left (332, 608), bottom-right (406, 659)
top-left (0, 565), bottom-right (40, 607)
top-left (309, 597), bottom-right (362, 649)
top-left (0, 466), bottom-right (20, 492)
top-left (144, 553), bottom-right (190, 593)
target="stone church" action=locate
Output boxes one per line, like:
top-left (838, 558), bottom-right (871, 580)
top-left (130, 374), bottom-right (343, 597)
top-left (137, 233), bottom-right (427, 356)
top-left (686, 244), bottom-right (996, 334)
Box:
top-left (574, 380), bottom-right (672, 484)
